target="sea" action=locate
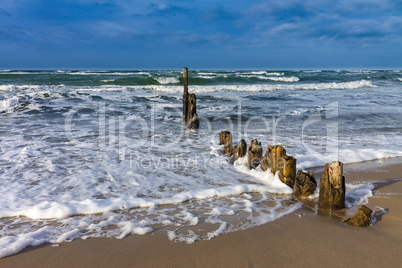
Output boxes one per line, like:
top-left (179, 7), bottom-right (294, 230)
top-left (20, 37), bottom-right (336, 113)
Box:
top-left (1, 70), bottom-right (401, 257)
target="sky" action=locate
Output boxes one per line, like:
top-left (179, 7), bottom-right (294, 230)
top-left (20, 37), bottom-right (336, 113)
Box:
top-left (0, 0), bottom-right (401, 69)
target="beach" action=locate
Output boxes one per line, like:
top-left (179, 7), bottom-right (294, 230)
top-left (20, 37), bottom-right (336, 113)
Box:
top-left (2, 157), bottom-right (401, 267)
top-left (0, 70), bottom-right (402, 267)
top-left (2, 0), bottom-right (402, 265)
top-left (1, 70), bottom-right (402, 265)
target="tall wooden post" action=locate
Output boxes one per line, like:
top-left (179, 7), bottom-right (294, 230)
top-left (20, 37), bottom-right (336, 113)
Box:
top-left (183, 67), bottom-right (189, 123)
top-left (182, 67), bottom-right (199, 129)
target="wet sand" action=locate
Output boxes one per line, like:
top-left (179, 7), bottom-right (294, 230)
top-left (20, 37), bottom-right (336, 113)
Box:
top-left (2, 158), bottom-right (402, 267)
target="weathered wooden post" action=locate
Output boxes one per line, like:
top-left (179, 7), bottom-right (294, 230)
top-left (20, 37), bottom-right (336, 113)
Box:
top-left (183, 67), bottom-right (189, 123)
top-left (279, 156), bottom-right (297, 187)
top-left (232, 139), bottom-right (247, 162)
top-left (187, 93), bottom-right (199, 129)
top-left (294, 170), bottom-right (317, 198)
top-left (346, 205), bottom-right (372, 227)
top-left (247, 139), bottom-right (262, 169)
top-left (318, 161), bottom-right (346, 211)
top-left (219, 131), bottom-right (232, 154)
top-left (182, 67), bottom-right (199, 129)
top-left (261, 145), bottom-right (296, 188)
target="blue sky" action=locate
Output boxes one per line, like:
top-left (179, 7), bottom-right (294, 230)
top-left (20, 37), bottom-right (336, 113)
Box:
top-left (1, 0), bottom-right (401, 69)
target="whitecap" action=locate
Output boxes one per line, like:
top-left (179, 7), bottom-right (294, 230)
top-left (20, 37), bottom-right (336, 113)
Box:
top-left (154, 76), bottom-right (180, 85)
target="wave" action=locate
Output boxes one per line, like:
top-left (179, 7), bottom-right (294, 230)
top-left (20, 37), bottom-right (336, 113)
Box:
top-left (67, 71), bottom-right (151, 76)
top-left (154, 76), bottom-right (180, 85)
top-left (263, 76), bottom-right (300, 82)
top-left (0, 79), bottom-right (375, 97)
top-left (0, 96), bottom-right (20, 113)
top-left (144, 79), bottom-right (375, 93)
top-left (0, 181), bottom-right (292, 220)
top-left (0, 85), bottom-right (43, 92)
top-left (239, 71), bottom-right (285, 76)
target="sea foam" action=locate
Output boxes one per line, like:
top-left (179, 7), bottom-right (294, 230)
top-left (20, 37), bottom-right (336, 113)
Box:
top-left (142, 79), bottom-right (374, 93)
top-left (0, 70), bottom-right (400, 258)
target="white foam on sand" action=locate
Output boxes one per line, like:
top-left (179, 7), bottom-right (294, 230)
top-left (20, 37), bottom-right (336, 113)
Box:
top-left (0, 149), bottom-right (300, 258)
top-left (0, 227), bottom-right (51, 259)
top-left (233, 156), bottom-right (293, 193)
top-left (345, 183), bottom-right (375, 207)
top-left (0, 181), bottom-right (294, 220)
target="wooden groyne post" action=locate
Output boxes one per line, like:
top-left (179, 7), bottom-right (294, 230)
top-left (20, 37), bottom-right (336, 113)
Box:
top-left (183, 67), bottom-right (189, 123)
top-left (318, 161), bottom-right (346, 211)
top-left (182, 67), bottom-right (199, 129)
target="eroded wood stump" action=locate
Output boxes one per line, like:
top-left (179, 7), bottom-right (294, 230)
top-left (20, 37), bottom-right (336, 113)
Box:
top-left (261, 146), bottom-right (285, 173)
top-left (182, 67), bottom-right (189, 123)
top-left (346, 205), bottom-right (372, 227)
top-left (219, 131), bottom-right (232, 154)
top-left (261, 145), bottom-right (296, 188)
top-left (318, 161), bottom-right (346, 211)
top-left (182, 67), bottom-right (199, 129)
top-left (294, 170), bottom-right (317, 198)
top-left (279, 156), bottom-right (296, 188)
top-left (187, 93), bottom-right (199, 129)
top-left (232, 139), bottom-right (247, 162)
top-left (247, 139), bottom-right (262, 169)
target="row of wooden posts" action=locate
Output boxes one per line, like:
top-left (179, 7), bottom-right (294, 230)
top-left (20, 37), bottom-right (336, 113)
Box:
top-left (181, 68), bottom-right (372, 226)
top-left (219, 130), bottom-right (372, 227)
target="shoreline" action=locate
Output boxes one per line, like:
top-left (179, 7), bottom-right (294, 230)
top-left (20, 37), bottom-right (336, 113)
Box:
top-left (2, 157), bottom-right (402, 267)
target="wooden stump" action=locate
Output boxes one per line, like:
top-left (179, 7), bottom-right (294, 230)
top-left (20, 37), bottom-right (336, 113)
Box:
top-left (187, 93), bottom-right (199, 129)
top-left (219, 131), bottom-right (232, 154)
top-left (278, 156), bottom-right (296, 188)
top-left (182, 67), bottom-right (199, 129)
top-left (183, 67), bottom-right (188, 123)
top-left (232, 139), bottom-right (247, 162)
top-left (247, 139), bottom-right (262, 169)
top-left (261, 145), bottom-right (286, 173)
top-left (318, 161), bottom-right (346, 211)
top-left (346, 205), bottom-right (372, 227)
top-left (294, 170), bottom-right (317, 198)
top-left (261, 145), bottom-right (296, 188)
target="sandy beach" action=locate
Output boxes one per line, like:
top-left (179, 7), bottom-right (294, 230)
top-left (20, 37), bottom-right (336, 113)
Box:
top-left (2, 157), bottom-right (401, 267)
top-left (2, 0), bottom-right (402, 266)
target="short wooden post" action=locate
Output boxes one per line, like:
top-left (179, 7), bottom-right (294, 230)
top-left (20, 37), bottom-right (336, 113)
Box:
top-left (187, 93), bottom-right (199, 129)
top-left (183, 67), bottom-right (189, 123)
top-left (318, 161), bottom-right (346, 211)
top-left (261, 145), bottom-right (296, 188)
top-left (247, 139), bottom-right (262, 169)
top-left (232, 139), bottom-right (247, 162)
top-left (294, 170), bottom-right (317, 198)
top-left (219, 131), bottom-right (232, 154)
top-left (346, 205), bottom-right (372, 227)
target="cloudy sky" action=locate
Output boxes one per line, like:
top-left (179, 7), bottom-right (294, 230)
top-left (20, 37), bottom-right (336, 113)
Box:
top-left (1, 0), bottom-right (401, 69)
